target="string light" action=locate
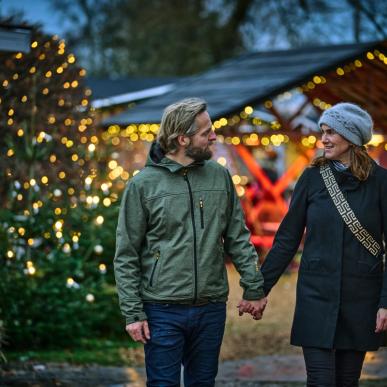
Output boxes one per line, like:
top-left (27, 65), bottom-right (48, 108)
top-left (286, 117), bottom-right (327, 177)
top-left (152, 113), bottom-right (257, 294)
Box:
top-left (2, 26), bottom-right (384, 318)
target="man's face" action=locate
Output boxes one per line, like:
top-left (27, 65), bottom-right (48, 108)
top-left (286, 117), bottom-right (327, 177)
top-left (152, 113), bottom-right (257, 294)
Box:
top-left (184, 111), bottom-right (216, 162)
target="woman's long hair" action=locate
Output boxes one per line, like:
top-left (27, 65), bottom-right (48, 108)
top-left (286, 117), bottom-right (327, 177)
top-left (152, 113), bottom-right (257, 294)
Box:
top-left (311, 145), bottom-right (374, 181)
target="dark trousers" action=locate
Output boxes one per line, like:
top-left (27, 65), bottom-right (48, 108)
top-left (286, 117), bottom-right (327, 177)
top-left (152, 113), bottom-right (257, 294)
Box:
top-left (143, 302), bottom-right (226, 387)
top-left (302, 347), bottom-right (366, 387)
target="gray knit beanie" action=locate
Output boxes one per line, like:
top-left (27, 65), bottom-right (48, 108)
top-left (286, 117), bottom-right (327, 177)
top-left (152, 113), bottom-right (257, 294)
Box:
top-left (318, 103), bottom-right (373, 146)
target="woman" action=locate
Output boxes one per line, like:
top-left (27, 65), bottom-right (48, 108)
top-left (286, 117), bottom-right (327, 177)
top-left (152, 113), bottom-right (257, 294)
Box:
top-left (261, 103), bottom-right (387, 386)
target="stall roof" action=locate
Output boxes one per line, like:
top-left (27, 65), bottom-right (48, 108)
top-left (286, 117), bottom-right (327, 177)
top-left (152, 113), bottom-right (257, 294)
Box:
top-left (87, 77), bottom-right (178, 100)
top-left (0, 24), bottom-right (31, 53)
top-left (103, 40), bottom-right (386, 125)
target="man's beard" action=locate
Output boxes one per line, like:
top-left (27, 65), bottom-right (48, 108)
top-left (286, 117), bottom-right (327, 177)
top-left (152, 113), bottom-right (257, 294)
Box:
top-left (185, 143), bottom-right (213, 162)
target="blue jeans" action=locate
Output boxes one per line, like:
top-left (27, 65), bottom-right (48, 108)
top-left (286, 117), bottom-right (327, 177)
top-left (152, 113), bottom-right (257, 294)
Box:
top-left (143, 302), bottom-right (226, 387)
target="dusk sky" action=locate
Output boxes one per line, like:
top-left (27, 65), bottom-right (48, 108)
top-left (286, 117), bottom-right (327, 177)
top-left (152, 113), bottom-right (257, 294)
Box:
top-left (1, 0), bottom-right (68, 36)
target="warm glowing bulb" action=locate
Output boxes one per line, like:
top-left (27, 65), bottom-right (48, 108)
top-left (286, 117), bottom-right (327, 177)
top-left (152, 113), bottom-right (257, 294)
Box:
top-left (86, 294), bottom-right (95, 302)
top-left (108, 160), bottom-right (118, 169)
top-left (244, 106), bottom-right (253, 115)
top-left (63, 243), bottom-right (71, 253)
top-left (217, 157), bottom-right (227, 166)
top-left (96, 216), bottom-right (104, 225)
top-left (28, 267), bottom-right (36, 275)
top-left (232, 175), bottom-right (242, 185)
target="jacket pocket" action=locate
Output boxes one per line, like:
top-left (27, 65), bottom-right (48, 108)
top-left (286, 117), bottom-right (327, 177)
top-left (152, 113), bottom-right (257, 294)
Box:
top-left (149, 250), bottom-right (160, 287)
top-left (358, 259), bottom-right (383, 276)
top-left (300, 256), bottom-right (330, 274)
top-left (199, 198), bottom-right (204, 229)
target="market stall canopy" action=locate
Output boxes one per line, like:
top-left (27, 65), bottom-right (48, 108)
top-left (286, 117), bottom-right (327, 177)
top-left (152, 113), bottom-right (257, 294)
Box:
top-left (103, 40), bottom-right (387, 129)
top-left (0, 24), bottom-right (31, 53)
top-left (87, 77), bottom-right (177, 109)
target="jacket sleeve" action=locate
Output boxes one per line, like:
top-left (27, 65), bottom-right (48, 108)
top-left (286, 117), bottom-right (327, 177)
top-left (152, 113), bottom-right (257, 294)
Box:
top-left (261, 168), bottom-right (309, 295)
top-left (114, 180), bottom-right (148, 325)
top-left (223, 169), bottom-right (265, 300)
top-left (379, 169), bottom-right (387, 308)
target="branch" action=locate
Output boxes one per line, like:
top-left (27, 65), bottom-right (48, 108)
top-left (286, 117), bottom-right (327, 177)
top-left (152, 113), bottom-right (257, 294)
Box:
top-left (347, 0), bottom-right (386, 38)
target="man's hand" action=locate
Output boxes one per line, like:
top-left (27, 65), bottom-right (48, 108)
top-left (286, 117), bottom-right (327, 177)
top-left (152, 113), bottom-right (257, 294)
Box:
top-left (375, 308), bottom-right (387, 333)
top-left (237, 298), bottom-right (268, 320)
top-left (126, 320), bottom-right (150, 344)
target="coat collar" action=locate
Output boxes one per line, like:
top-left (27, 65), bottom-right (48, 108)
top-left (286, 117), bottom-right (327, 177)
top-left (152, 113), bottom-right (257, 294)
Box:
top-left (328, 160), bottom-right (360, 191)
top-left (145, 141), bottom-right (205, 173)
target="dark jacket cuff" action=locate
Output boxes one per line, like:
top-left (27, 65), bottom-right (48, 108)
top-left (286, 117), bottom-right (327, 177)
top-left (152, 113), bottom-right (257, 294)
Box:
top-left (378, 300), bottom-right (387, 309)
top-left (125, 311), bottom-right (148, 325)
top-left (243, 287), bottom-right (265, 300)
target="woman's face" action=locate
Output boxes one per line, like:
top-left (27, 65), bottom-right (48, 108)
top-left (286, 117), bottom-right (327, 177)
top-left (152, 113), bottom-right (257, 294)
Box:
top-left (321, 124), bottom-right (352, 165)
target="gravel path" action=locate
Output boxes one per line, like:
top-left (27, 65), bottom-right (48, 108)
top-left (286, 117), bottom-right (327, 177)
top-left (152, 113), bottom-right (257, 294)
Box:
top-left (1, 349), bottom-right (386, 386)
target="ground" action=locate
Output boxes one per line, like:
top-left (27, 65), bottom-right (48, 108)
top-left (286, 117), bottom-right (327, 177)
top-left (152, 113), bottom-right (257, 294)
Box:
top-left (1, 265), bottom-right (387, 386)
top-left (221, 264), bottom-right (299, 361)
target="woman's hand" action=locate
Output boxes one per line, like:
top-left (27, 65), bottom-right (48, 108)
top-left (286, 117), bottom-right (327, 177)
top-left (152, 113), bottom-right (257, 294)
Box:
top-left (375, 308), bottom-right (387, 333)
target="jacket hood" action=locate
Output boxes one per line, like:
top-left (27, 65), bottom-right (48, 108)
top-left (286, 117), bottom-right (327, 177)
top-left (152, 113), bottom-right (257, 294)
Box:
top-left (145, 142), bottom-right (204, 173)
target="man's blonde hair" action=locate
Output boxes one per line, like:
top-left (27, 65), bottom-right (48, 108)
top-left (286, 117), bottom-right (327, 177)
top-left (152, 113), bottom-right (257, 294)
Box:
top-left (157, 98), bottom-right (207, 153)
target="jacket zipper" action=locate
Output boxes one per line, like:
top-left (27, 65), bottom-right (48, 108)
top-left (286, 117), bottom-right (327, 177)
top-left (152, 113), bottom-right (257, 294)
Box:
top-left (149, 250), bottom-right (160, 287)
top-left (199, 198), bottom-right (204, 229)
top-left (183, 169), bottom-right (198, 304)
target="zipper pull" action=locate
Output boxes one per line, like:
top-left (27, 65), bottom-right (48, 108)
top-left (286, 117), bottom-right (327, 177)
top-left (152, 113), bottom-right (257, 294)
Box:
top-left (155, 251), bottom-right (160, 260)
top-left (183, 168), bottom-right (188, 180)
top-left (199, 198), bottom-right (204, 229)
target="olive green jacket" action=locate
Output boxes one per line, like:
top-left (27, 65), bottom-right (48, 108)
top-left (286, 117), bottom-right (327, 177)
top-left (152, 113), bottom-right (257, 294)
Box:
top-left (114, 143), bottom-right (264, 324)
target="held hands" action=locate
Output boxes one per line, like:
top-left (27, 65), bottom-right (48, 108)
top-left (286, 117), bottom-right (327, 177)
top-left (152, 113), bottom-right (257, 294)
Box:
top-left (375, 308), bottom-right (387, 333)
top-left (126, 320), bottom-right (150, 344)
top-left (238, 297), bottom-right (268, 320)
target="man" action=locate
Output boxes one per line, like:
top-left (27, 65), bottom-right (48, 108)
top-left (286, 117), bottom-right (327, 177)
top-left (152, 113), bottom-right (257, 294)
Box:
top-left (114, 98), bottom-right (267, 386)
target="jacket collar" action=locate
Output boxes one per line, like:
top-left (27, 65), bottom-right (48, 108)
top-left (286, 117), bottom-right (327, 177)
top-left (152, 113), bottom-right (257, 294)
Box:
top-left (146, 142), bottom-right (205, 173)
top-left (328, 160), bottom-right (360, 191)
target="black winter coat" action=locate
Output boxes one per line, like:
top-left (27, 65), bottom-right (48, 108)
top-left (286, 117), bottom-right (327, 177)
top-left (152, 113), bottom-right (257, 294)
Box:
top-left (261, 161), bottom-right (387, 351)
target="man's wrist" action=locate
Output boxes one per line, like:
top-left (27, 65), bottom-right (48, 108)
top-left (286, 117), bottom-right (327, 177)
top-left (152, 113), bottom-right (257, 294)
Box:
top-left (125, 311), bottom-right (148, 325)
top-left (243, 288), bottom-right (265, 300)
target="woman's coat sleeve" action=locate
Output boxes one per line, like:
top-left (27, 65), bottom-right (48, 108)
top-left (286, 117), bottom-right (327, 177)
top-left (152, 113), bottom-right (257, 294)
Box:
top-left (379, 170), bottom-right (387, 308)
top-left (261, 168), bottom-right (309, 295)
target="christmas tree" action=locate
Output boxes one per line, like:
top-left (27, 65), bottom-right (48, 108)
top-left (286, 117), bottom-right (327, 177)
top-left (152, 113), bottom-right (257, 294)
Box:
top-left (0, 22), bottom-right (121, 349)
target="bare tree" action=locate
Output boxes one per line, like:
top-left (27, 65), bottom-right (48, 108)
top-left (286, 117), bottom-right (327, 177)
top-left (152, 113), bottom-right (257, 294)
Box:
top-left (50, 0), bottom-right (386, 76)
